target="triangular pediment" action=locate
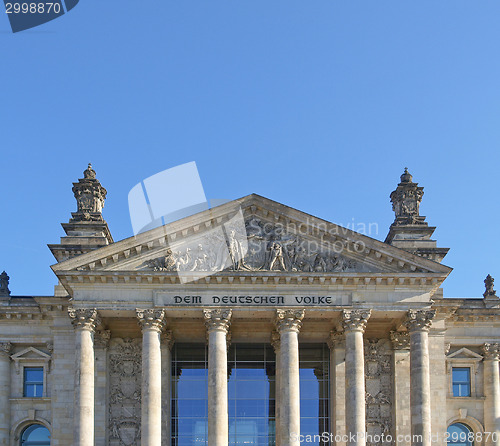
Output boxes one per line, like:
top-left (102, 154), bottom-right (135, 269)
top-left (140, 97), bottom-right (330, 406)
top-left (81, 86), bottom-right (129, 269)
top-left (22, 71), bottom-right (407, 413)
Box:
top-left (11, 347), bottom-right (51, 361)
top-left (52, 194), bottom-right (451, 286)
top-left (447, 347), bottom-right (483, 360)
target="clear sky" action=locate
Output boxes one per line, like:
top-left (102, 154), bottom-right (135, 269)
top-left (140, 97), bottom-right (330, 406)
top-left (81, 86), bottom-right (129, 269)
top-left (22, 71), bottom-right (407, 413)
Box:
top-left (1, 0), bottom-right (499, 297)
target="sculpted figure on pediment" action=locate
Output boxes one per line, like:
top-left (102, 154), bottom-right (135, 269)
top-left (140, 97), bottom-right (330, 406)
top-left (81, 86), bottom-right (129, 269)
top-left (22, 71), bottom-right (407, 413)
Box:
top-left (142, 217), bottom-right (362, 273)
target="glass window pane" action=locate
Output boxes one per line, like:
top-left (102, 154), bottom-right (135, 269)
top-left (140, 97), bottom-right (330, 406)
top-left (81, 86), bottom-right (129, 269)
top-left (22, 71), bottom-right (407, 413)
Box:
top-left (452, 368), bottom-right (471, 397)
top-left (21, 424), bottom-right (50, 445)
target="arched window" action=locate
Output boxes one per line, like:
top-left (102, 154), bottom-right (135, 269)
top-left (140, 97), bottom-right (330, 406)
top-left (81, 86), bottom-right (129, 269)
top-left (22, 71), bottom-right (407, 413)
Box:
top-left (447, 422), bottom-right (473, 446)
top-left (21, 424), bottom-right (50, 446)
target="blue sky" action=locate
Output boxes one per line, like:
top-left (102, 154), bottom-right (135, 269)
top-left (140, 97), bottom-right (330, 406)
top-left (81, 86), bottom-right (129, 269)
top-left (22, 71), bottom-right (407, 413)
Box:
top-left (1, 0), bottom-right (499, 297)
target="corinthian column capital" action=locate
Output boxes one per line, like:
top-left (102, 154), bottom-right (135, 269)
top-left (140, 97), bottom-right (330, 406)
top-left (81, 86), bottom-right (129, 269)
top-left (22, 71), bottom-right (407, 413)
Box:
top-left (390, 331), bottom-right (410, 350)
top-left (482, 343), bottom-right (500, 360)
top-left (0, 342), bottom-right (12, 358)
top-left (404, 309), bottom-right (436, 332)
top-left (68, 308), bottom-right (100, 332)
top-left (342, 309), bottom-right (371, 333)
top-left (275, 309), bottom-right (305, 333)
top-left (203, 309), bottom-right (232, 333)
top-left (136, 309), bottom-right (165, 332)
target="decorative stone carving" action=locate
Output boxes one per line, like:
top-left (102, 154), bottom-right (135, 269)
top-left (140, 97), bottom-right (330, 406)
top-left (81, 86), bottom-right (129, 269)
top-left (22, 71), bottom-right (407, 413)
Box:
top-left (143, 217), bottom-right (365, 274)
top-left (390, 331), bottom-right (410, 350)
top-left (0, 271), bottom-right (11, 297)
top-left (483, 275), bottom-right (498, 299)
top-left (482, 343), bottom-right (500, 360)
top-left (404, 309), bottom-right (436, 332)
top-left (342, 309), bottom-right (371, 332)
top-left (390, 168), bottom-right (426, 226)
top-left (161, 330), bottom-right (174, 351)
top-left (95, 330), bottom-right (111, 349)
top-left (68, 308), bottom-right (100, 331)
top-left (271, 330), bottom-right (280, 353)
top-left (327, 330), bottom-right (344, 349)
top-left (71, 163), bottom-right (107, 222)
top-left (108, 338), bottom-right (142, 446)
top-left (364, 339), bottom-right (393, 446)
top-left (0, 342), bottom-right (12, 357)
top-left (275, 309), bottom-right (305, 333)
top-left (203, 309), bottom-right (232, 333)
top-left (136, 309), bottom-right (165, 333)
top-left (444, 343), bottom-right (451, 355)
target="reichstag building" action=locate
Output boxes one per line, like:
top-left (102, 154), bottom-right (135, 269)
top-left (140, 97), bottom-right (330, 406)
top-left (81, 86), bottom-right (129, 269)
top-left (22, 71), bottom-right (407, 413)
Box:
top-left (0, 165), bottom-right (498, 446)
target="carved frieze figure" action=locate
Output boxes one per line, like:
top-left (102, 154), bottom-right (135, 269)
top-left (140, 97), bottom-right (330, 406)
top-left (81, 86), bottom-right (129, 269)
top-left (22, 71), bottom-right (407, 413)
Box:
top-left (142, 217), bottom-right (363, 273)
top-left (0, 271), bottom-right (10, 296)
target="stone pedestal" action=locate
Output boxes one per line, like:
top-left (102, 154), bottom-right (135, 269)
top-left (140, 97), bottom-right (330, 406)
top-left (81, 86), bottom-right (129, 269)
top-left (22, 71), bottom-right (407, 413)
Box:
top-left (342, 310), bottom-right (371, 446)
top-left (0, 342), bottom-right (12, 446)
top-left (482, 343), bottom-right (500, 446)
top-left (204, 309), bottom-right (232, 446)
top-left (136, 309), bottom-right (165, 446)
top-left (275, 309), bottom-right (305, 446)
top-left (68, 308), bottom-right (100, 446)
top-left (404, 310), bottom-right (435, 446)
top-left (271, 331), bottom-right (281, 446)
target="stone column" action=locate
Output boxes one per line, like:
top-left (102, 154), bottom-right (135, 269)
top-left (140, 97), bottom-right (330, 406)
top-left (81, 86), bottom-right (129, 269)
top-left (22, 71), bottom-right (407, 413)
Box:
top-left (136, 309), bottom-right (166, 446)
top-left (390, 331), bottom-right (411, 446)
top-left (162, 331), bottom-right (174, 446)
top-left (275, 309), bottom-right (305, 446)
top-left (271, 331), bottom-right (281, 446)
top-left (328, 331), bottom-right (346, 446)
top-left (0, 342), bottom-right (12, 446)
top-left (204, 309), bottom-right (232, 446)
top-left (342, 309), bottom-right (371, 446)
top-left (404, 309), bottom-right (435, 446)
top-left (94, 330), bottom-right (111, 446)
top-left (68, 308), bottom-right (100, 446)
top-left (482, 343), bottom-right (500, 446)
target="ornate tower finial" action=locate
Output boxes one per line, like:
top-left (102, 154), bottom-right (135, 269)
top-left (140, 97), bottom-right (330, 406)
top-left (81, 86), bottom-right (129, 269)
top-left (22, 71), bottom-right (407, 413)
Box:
top-left (389, 168), bottom-right (425, 225)
top-left (0, 271), bottom-right (11, 297)
top-left (385, 168), bottom-right (449, 263)
top-left (483, 274), bottom-right (497, 299)
top-left (71, 163), bottom-right (107, 222)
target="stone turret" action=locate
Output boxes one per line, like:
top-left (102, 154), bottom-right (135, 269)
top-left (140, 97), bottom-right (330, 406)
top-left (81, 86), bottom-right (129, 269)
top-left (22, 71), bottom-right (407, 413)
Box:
top-left (48, 164), bottom-right (113, 263)
top-left (385, 168), bottom-right (448, 263)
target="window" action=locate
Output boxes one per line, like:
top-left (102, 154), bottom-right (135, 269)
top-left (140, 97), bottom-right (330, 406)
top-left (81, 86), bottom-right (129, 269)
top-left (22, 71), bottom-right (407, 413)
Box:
top-left (447, 423), bottom-right (473, 446)
top-left (452, 368), bottom-right (471, 397)
top-left (23, 367), bottom-right (44, 397)
top-left (21, 424), bottom-right (50, 445)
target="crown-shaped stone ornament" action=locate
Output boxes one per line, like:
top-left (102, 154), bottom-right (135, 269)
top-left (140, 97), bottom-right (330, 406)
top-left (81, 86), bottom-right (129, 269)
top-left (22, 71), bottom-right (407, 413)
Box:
top-left (0, 271), bottom-right (11, 297)
top-left (70, 163), bottom-right (107, 222)
top-left (389, 168), bottom-right (426, 226)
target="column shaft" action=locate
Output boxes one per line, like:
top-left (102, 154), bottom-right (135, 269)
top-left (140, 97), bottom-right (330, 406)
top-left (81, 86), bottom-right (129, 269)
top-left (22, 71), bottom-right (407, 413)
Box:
top-left (272, 332), bottom-right (281, 446)
top-left (69, 308), bottom-right (100, 446)
top-left (137, 309), bottom-right (165, 446)
top-left (275, 309), bottom-right (304, 446)
top-left (483, 343), bottom-right (500, 446)
top-left (162, 332), bottom-right (174, 446)
top-left (405, 310), bottom-right (435, 446)
top-left (204, 309), bottom-right (232, 446)
top-left (329, 334), bottom-right (346, 446)
top-left (0, 343), bottom-right (12, 446)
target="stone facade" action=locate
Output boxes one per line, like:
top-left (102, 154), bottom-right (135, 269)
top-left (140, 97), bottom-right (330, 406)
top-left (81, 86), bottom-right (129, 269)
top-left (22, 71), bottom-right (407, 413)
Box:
top-left (0, 167), bottom-right (499, 446)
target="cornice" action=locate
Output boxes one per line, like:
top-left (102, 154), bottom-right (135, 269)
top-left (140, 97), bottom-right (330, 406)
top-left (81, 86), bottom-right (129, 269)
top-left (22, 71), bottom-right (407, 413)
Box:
top-left (54, 270), bottom-right (448, 298)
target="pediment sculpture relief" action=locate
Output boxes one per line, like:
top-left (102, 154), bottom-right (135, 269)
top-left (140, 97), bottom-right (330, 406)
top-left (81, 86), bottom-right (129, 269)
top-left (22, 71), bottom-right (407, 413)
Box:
top-left (143, 217), bottom-right (363, 273)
